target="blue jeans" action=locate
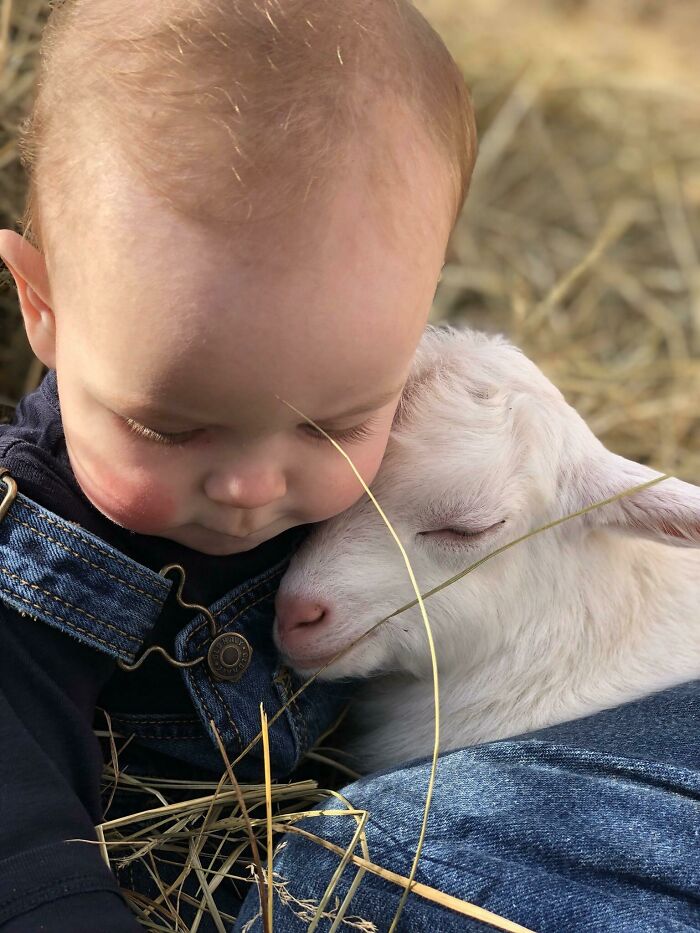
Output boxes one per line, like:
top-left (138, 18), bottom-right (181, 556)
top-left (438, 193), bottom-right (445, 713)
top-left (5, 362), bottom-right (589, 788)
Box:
top-left (234, 679), bottom-right (700, 932)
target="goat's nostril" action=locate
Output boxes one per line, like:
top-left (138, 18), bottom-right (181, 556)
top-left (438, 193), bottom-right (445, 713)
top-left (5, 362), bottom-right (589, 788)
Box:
top-left (296, 607), bottom-right (326, 629)
top-left (275, 595), bottom-right (330, 637)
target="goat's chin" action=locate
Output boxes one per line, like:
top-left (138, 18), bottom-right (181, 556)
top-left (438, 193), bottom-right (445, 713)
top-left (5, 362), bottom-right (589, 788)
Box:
top-left (286, 640), bottom-right (391, 682)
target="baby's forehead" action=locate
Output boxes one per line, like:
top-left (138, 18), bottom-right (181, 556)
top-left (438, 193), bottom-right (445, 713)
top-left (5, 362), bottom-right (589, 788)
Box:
top-left (30, 0), bottom-right (474, 273)
top-left (69, 221), bottom-right (425, 426)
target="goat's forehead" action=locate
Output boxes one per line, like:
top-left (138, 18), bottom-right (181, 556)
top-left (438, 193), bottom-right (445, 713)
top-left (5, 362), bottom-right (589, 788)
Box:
top-left (384, 337), bottom-right (567, 491)
top-left (384, 403), bottom-right (528, 501)
top-left (412, 331), bottom-right (561, 396)
top-left (396, 355), bottom-right (559, 439)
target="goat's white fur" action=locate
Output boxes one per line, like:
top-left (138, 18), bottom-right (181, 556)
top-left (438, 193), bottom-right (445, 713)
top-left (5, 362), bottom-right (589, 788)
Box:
top-left (274, 325), bottom-right (700, 772)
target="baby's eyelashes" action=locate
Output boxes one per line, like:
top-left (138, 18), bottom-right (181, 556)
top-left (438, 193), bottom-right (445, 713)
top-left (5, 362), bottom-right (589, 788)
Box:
top-left (122, 415), bottom-right (379, 449)
top-left (301, 416), bottom-right (380, 446)
top-left (124, 418), bottom-right (199, 447)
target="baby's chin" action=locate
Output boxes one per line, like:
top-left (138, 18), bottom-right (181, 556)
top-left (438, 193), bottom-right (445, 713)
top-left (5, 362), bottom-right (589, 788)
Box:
top-left (87, 495), bottom-right (291, 555)
top-left (161, 525), bottom-right (275, 555)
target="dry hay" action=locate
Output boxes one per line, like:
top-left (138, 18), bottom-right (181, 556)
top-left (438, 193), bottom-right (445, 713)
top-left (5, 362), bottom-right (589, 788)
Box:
top-left (421, 0), bottom-right (700, 482)
top-left (0, 0), bottom-right (699, 930)
top-left (96, 704), bottom-right (541, 932)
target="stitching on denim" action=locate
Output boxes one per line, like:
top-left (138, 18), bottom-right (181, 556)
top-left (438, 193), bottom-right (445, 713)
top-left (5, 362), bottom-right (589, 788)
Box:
top-left (191, 571), bottom-right (282, 642)
top-left (189, 672), bottom-right (243, 753)
top-left (210, 675), bottom-right (243, 748)
top-left (0, 582), bottom-right (132, 655)
top-left (0, 567), bottom-right (141, 645)
top-left (108, 716), bottom-right (200, 726)
top-left (274, 665), bottom-right (306, 756)
top-left (119, 731), bottom-right (204, 739)
top-left (111, 725), bottom-right (204, 739)
top-left (16, 496), bottom-right (164, 585)
top-left (213, 563), bottom-right (282, 618)
top-left (288, 668), bottom-right (306, 750)
top-left (183, 567), bottom-right (284, 758)
top-left (296, 685), bottom-right (308, 753)
top-left (8, 511), bottom-right (166, 604)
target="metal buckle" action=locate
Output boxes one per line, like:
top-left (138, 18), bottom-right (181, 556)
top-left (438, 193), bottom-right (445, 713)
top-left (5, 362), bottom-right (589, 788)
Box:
top-left (117, 563), bottom-right (217, 673)
top-left (0, 466), bottom-right (18, 522)
top-left (117, 563), bottom-right (254, 681)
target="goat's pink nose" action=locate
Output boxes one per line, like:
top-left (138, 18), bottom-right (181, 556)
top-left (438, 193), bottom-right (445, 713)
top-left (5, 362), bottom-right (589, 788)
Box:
top-left (275, 593), bottom-right (329, 638)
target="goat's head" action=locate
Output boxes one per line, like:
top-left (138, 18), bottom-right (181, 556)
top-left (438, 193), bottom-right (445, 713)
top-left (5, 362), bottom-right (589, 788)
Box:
top-left (274, 325), bottom-right (700, 680)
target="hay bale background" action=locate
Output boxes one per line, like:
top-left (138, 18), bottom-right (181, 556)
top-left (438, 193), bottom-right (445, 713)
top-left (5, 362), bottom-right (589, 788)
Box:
top-left (1, 0), bottom-right (698, 480)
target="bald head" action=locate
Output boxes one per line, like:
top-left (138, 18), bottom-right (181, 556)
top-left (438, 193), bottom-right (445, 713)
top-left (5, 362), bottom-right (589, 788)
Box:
top-left (19, 0), bottom-right (476, 265)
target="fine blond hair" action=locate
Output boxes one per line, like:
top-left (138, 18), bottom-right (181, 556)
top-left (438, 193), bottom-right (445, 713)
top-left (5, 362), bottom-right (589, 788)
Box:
top-left (18, 0), bottom-right (477, 261)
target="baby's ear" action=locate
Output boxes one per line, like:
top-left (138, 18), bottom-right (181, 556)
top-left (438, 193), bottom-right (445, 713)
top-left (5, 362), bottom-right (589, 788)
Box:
top-left (568, 451), bottom-right (700, 548)
top-left (0, 230), bottom-right (56, 369)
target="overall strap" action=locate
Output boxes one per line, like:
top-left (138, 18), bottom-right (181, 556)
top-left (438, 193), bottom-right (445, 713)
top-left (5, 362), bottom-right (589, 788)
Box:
top-left (0, 467), bottom-right (171, 662)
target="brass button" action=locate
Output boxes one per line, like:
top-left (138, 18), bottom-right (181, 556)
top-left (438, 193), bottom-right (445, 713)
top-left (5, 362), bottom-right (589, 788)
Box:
top-left (207, 632), bottom-right (252, 682)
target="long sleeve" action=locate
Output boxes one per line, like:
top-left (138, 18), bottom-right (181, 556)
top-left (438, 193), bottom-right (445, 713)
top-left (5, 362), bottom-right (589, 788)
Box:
top-left (0, 603), bottom-right (141, 932)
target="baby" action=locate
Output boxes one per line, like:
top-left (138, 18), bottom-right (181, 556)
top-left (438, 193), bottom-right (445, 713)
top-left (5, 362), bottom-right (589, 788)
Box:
top-left (0, 0), bottom-right (476, 929)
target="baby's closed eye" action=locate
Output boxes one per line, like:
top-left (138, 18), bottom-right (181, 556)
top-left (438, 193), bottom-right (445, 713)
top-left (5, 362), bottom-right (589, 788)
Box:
top-left (123, 415), bottom-right (380, 448)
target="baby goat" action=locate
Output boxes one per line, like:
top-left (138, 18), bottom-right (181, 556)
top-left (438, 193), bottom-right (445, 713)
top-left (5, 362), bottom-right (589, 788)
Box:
top-left (274, 325), bottom-right (700, 772)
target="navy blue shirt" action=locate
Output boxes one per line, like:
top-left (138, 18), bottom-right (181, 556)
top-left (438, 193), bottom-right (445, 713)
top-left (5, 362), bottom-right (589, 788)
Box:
top-left (0, 370), bottom-right (304, 931)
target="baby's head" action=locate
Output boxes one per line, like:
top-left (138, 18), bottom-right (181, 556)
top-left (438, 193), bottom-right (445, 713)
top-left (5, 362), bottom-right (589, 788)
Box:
top-left (0, 0), bottom-right (477, 555)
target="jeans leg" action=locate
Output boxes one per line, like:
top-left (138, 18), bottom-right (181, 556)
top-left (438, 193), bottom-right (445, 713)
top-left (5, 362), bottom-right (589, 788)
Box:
top-left (233, 681), bottom-right (700, 932)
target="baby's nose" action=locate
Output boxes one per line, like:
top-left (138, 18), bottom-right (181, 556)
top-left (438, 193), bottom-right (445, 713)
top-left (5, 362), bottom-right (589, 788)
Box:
top-left (204, 468), bottom-right (286, 510)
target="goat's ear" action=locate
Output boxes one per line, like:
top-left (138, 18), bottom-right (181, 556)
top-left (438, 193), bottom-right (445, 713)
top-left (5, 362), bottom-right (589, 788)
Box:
top-left (569, 452), bottom-right (700, 548)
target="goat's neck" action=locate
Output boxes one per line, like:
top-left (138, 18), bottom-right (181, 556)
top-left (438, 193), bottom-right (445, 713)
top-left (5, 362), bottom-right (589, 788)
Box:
top-left (355, 534), bottom-right (700, 766)
top-left (445, 535), bottom-right (700, 740)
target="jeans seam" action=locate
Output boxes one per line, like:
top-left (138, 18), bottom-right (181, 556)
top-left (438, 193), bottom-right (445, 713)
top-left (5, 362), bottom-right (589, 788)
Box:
top-left (0, 565), bottom-right (142, 644)
top-left (190, 575), bottom-right (282, 643)
top-left (107, 716), bottom-right (200, 726)
top-left (186, 581), bottom-right (282, 757)
top-left (211, 675), bottom-right (243, 747)
top-left (17, 497), bottom-right (163, 585)
top-left (9, 511), bottom-right (165, 603)
top-left (0, 582), bottom-right (137, 655)
top-left (275, 665), bottom-right (306, 755)
top-left (189, 671), bottom-right (243, 753)
top-left (118, 732), bottom-right (204, 739)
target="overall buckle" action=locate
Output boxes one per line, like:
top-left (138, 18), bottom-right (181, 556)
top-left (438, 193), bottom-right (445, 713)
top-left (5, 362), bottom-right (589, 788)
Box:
top-left (0, 466), bottom-right (251, 681)
top-left (117, 563), bottom-right (252, 682)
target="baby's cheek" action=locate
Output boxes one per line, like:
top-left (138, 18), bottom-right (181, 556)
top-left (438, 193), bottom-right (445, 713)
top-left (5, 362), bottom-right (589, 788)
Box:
top-left (305, 440), bottom-right (388, 521)
top-left (73, 452), bottom-right (178, 534)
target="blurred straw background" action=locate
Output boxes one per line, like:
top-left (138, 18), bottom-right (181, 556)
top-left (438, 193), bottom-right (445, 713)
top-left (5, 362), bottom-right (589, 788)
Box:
top-left (1, 0), bottom-right (699, 479)
top-left (1, 1), bottom-right (699, 929)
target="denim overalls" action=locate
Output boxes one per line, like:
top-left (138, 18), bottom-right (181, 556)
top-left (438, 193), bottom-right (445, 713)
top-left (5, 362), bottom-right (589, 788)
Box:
top-left (0, 466), bottom-right (348, 781)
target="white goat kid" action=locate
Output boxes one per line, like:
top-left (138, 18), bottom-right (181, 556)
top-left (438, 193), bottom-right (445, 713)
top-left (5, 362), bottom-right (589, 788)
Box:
top-left (274, 325), bottom-right (700, 773)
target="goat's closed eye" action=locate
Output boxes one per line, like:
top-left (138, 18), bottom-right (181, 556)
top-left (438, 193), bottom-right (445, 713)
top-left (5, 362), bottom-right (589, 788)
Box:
top-left (418, 519), bottom-right (506, 547)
